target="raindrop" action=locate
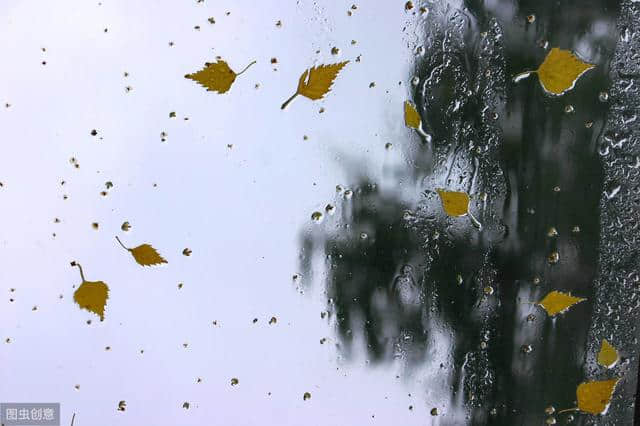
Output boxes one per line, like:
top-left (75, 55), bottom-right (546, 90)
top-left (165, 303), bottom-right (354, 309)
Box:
top-left (311, 211), bottom-right (324, 223)
top-left (599, 91), bottom-right (609, 102)
top-left (521, 344), bottom-right (533, 353)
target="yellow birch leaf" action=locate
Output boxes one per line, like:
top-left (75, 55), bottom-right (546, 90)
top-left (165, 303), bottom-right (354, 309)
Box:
top-left (185, 59), bottom-right (256, 94)
top-left (515, 48), bottom-right (594, 96)
top-left (597, 339), bottom-right (619, 368)
top-left (71, 262), bottom-right (109, 321)
top-left (436, 189), bottom-right (482, 229)
top-left (537, 290), bottom-right (586, 316)
top-left (281, 61), bottom-right (349, 109)
top-left (116, 236), bottom-right (167, 267)
top-left (437, 189), bottom-right (470, 217)
top-left (576, 379), bottom-right (619, 415)
top-left (404, 101), bottom-right (422, 130)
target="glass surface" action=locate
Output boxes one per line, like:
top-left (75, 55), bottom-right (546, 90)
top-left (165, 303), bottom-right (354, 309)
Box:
top-left (1, 1), bottom-right (639, 425)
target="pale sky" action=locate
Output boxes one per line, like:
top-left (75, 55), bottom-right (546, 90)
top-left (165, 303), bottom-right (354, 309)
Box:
top-left (0, 1), bottom-right (453, 425)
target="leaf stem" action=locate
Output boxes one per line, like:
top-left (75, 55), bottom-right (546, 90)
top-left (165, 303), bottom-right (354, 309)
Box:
top-left (71, 262), bottom-right (86, 282)
top-left (468, 211), bottom-right (482, 231)
top-left (513, 70), bottom-right (536, 83)
top-left (236, 60), bottom-right (257, 76)
top-left (557, 407), bottom-right (579, 414)
top-left (281, 92), bottom-right (299, 110)
top-left (115, 236), bottom-right (129, 251)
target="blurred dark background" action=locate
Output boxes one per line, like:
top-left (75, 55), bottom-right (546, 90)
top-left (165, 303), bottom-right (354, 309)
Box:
top-left (299, 0), bottom-right (640, 424)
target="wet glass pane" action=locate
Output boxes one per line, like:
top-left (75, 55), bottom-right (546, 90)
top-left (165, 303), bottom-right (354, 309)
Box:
top-left (1, 1), bottom-right (640, 425)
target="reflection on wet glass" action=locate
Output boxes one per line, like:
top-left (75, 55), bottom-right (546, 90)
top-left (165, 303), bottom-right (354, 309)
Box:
top-left (301, 0), bottom-right (640, 424)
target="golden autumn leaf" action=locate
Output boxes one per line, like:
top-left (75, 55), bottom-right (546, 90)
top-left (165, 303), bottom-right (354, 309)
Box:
top-left (404, 101), bottom-right (421, 129)
top-left (281, 61), bottom-right (349, 109)
top-left (537, 290), bottom-right (585, 316)
top-left (576, 379), bottom-right (619, 415)
top-left (436, 189), bottom-right (482, 229)
top-left (514, 48), bottom-right (594, 96)
top-left (185, 59), bottom-right (256, 93)
top-left (404, 101), bottom-right (430, 138)
top-left (71, 261), bottom-right (109, 321)
top-left (116, 236), bottom-right (167, 266)
top-left (597, 339), bottom-right (619, 368)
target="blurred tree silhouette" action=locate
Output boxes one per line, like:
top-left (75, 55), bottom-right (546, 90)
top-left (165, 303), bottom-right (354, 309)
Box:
top-left (300, 0), bottom-right (628, 424)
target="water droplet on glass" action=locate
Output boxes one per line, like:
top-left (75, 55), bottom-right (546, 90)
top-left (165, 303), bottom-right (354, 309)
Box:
top-left (311, 211), bottom-right (324, 223)
top-left (521, 344), bottom-right (533, 353)
top-left (605, 184), bottom-right (621, 199)
top-left (599, 91), bottom-right (609, 102)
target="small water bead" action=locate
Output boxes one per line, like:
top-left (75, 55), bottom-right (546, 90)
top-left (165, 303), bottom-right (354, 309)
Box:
top-left (311, 211), bottom-right (324, 223)
top-left (548, 251), bottom-right (559, 264)
top-left (585, 120), bottom-right (594, 128)
top-left (411, 76), bottom-right (420, 86)
top-left (521, 344), bottom-right (533, 354)
top-left (526, 314), bottom-right (536, 322)
top-left (336, 185), bottom-right (344, 194)
top-left (545, 417), bottom-right (556, 425)
top-left (533, 276), bottom-right (541, 285)
top-left (553, 186), bottom-right (561, 192)
top-left (480, 341), bottom-right (488, 349)
top-left (599, 144), bottom-right (610, 156)
top-left (545, 406), bottom-right (555, 415)
top-left (527, 14), bottom-right (536, 23)
top-left (325, 204), bottom-right (335, 215)
top-left (360, 232), bottom-right (368, 240)
top-left (564, 105), bottom-right (574, 114)
top-left (599, 91), bottom-right (609, 102)
top-left (344, 189), bottom-right (353, 199)
top-left (547, 227), bottom-right (558, 237)
top-left (385, 142), bottom-right (393, 150)
top-left (483, 286), bottom-right (494, 295)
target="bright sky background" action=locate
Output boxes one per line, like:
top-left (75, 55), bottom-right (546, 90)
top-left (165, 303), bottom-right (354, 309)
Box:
top-left (0, 1), bottom-right (451, 425)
